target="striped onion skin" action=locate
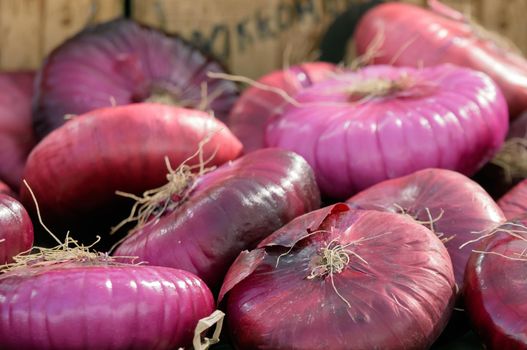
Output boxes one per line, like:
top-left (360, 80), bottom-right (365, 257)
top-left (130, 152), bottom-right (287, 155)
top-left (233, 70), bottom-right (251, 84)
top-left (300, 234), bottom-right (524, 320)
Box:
top-left (0, 263), bottom-right (214, 350)
top-left (265, 64), bottom-right (508, 199)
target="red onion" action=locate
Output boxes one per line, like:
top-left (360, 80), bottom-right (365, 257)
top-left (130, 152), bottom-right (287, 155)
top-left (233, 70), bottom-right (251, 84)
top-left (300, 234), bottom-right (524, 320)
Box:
top-left (33, 19), bottom-right (238, 139)
top-left (228, 62), bottom-right (336, 152)
top-left (347, 168), bottom-right (505, 290)
top-left (0, 194), bottom-right (33, 264)
top-left (115, 148), bottom-right (320, 291)
top-left (498, 179), bottom-right (527, 220)
top-left (220, 204), bottom-right (455, 349)
top-left (355, 0), bottom-right (527, 118)
top-left (0, 72), bottom-right (35, 190)
top-left (265, 64), bottom-right (508, 199)
top-left (0, 263), bottom-right (214, 349)
top-left (21, 103), bottom-right (242, 243)
top-left (464, 218), bottom-right (527, 349)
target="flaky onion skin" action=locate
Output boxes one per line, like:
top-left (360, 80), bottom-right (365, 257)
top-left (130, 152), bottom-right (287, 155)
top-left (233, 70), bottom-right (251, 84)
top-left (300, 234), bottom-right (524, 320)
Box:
top-left (348, 168), bottom-right (505, 290)
top-left (33, 19), bottom-right (238, 139)
top-left (0, 263), bottom-right (214, 350)
top-left (115, 149), bottom-right (320, 291)
top-left (265, 64), bottom-right (508, 199)
top-left (0, 194), bottom-right (33, 264)
top-left (220, 204), bottom-right (455, 350)
top-left (464, 219), bottom-right (527, 349)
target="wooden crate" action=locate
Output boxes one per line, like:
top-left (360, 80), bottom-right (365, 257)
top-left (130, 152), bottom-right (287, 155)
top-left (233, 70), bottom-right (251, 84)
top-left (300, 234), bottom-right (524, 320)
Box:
top-left (1, 0), bottom-right (527, 75)
top-left (0, 0), bottom-right (123, 70)
top-left (131, 0), bottom-right (356, 78)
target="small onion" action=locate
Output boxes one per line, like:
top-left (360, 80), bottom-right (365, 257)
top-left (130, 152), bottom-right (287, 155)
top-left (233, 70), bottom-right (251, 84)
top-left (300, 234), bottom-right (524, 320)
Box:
top-left (265, 64), bottom-right (508, 198)
top-left (220, 204), bottom-right (455, 350)
top-left (0, 194), bottom-right (33, 264)
top-left (0, 263), bottom-right (214, 349)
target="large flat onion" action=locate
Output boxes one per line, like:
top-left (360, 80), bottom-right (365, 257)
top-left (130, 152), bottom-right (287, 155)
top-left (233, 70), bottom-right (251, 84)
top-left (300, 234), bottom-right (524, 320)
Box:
top-left (464, 218), bottom-right (527, 349)
top-left (220, 204), bottom-right (455, 350)
top-left (33, 19), bottom-right (238, 139)
top-left (266, 64), bottom-right (508, 199)
top-left (0, 263), bottom-right (214, 349)
top-left (347, 168), bottom-right (505, 289)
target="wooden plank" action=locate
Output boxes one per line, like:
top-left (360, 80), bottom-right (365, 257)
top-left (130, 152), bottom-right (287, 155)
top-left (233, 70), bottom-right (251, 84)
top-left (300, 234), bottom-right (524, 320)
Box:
top-left (0, 0), bottom-right (123, 71)
top-left (131, 0), bottom-right (353, 78)
top-left (480, 0), bottom-right (527, 55)
top-left (0, 0), bottom-right (42, 70)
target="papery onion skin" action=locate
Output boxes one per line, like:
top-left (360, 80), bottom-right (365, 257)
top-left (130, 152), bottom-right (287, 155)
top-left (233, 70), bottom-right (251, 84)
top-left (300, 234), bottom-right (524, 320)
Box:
top-left (355, 1), bottom-right (527, 118)
top-left (0, 181), bottom-right (15, 197)
top-left (228, 62), bottom-right (336, 153)
top-left (33, 19), bottom-right (238, 139)
top-left (0, 263), bottom-right (214, 349)
top-left (265, 64), bottom-right (508, 199)
top-left (498, 179), bottom-right (527, 220)
top-left (347, 168), bottom-right (505, 289)
top-left (0, 72), bottom-right (35, 190)
top-left (115, 148), bottom-right (320, 291)
top-left (464, 218), bottom-right (527, 349)
top-left (21, 103), bottom-right (242, 240)
top-left (0, 194), bottom-right (33, 264)
top-left (220, 204), bottom-right (455, 350)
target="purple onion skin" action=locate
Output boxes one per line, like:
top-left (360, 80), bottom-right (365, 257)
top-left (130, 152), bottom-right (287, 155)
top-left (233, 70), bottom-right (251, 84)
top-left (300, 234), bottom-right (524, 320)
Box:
top-left (0, 194), bottom-right (33, 264)
top-left (464, 218), bottom-right (527, 349)
top-left (498, 179), bottom-right (527, 220)
top-left (347, 168), bottom-right (505, 290)
top-left (265, 64), bottom-right (508, 199)
top-left (228, 62), bottom-right (336, 153)
top-left (0, 72), bottom-right (35, 190)
top-left (115, 148), bottom-right (321, 291)
top-left (21, 104), bottom-right (242, 243)
top-left (220, 204), bottom-right (455, 350)
top-left (0, 263), bottom-right (214, 349)
top-left (33, 19), bottom-right (238, 139)
top-left (0, 181), bottom-right (15, 198)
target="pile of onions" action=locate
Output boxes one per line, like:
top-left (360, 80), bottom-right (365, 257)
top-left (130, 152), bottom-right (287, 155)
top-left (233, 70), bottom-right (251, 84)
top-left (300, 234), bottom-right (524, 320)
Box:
top-left (354, 0), bottom-right (527, 118)
top-left (265, 64), bottom-right (508, 198)
top-left (220, 204), bottom-right (455, 349)
top-left (0, 194), bottom-right (33, 264)
top-left (227, 62), bottom-right (336, 152)
top-left (498, 179), bottom-right (527, 220)
top-left (21, 103), bottom-right (241, 244)
top-left (33, 19), bottom-right (238, 139)
top-left (347, 168), bottom-right (505, 290)
top-left (464, 218), bottom-right (527, 349)
top-left (0, 262), bottom-right (214, 349)
top-left (0, 72), bottom-right (35, 190)
top-left (115, 148), bottom-right (320, 291)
